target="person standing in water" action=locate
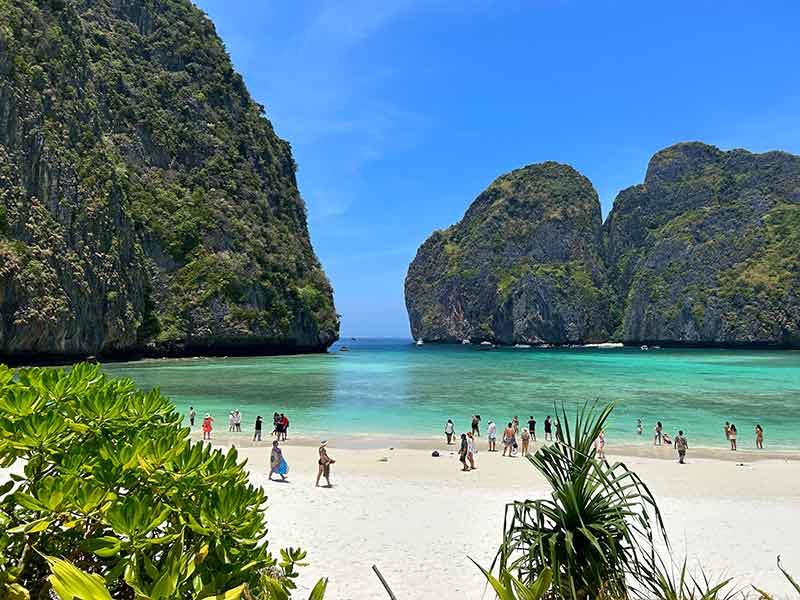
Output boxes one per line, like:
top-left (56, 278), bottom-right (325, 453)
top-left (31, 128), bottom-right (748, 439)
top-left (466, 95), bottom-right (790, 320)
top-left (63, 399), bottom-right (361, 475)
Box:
top-left (281, 414), bottom-right (290, 440)
top-left (189, 406), bottom-right (196, 428)
top-left (555, 418), bottom-right (563, 443)
top-left (512, 416), bottom-right (520, 435)
top-left (202, 414), bottom-right (214, 441)
top-left (544, 416), bottom-right (552, 441)
top-left (527, 416), bottom-right (537, 441)
top-left (487, 420), bottom-right (497, 452)
top-left (755, 424), bottom-right (764, 449)
top-left (724, 421), bottom-right (731, 443)
top-left (466, 432), bottom-right (476, 470)
top-left (729, 423), bottom-right (737, 451)
top-left (458, 433), bottom-right (469, 471)
top-left (269, 441), bottom-right (289, 481)
top-left (636, 418), bottom-right (643, 435)
top-left (471, 415), bottom-right (481, 436)
top-left (445, 419), bottom-right (455, 444)
top-left (228, 411), bottom-right (235, 432)
top-left (316, 441), bottom-right (335, 487)
top-left (521, 428), bottom-right (531, 456)
top-left (233, 410), bottom-right (242, 432)
top-left (594, 430), bottom-right (606, 460)
top-left (253, 415), bottom-right (263, 442)
top-left (674, 430), bottom-right (688, 464)
top-left (654, 421), bottom-right (663, 445)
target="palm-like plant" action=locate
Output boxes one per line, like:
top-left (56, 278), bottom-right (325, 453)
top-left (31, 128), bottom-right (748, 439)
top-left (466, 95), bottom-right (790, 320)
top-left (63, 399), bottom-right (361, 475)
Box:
top-left (495, 401), bottom-right (667, 599)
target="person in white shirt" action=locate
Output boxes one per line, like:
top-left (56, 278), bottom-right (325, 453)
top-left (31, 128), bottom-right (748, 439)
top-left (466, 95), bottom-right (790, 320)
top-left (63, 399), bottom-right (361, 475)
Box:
top-left (487, 420), bottom-right (497, 452)
top-left (444, 419), bottom-right (455, 444)
top-left (233, 410), bottom-right (242, 432)
top-left (466, 432), bottom-right (476, 470)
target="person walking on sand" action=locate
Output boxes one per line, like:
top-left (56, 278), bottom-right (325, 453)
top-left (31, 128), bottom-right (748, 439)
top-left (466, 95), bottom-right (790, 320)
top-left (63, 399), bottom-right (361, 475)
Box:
top-left (654, 421), bottom-right (663, 445)
top-left (445, 419), bottom-right (455, 444)
top-left (458, 433), bottom-right (469, 471)
top-left (471, 415), bottom-right (481, 436)
top-left (487, 420), bottom-right (497, 452)
top-left (527, 416), bottom-right (537, 441)
top-left (253, 415), bottom-right (263, 442)
top-left (467, 432), bottom-right (477, 470)
top-left (202, 414), bottom-right (214, 441)
top-left (269, 441), bottom-right (289, 481)
top-left (636, 418), bottom-right (643, 436)
top-left (521, 427), bottom-right (531, 456)
top-left (502, 422), bottom-right (516, 457)
top-left (594, 430), bottom-right (606, 460)
top-left (189, 406), bottom-right (196, 428)
top-left (674, 430), bottom-right (688, 464)
top-left (316, 440), bottom-right (335, 487)
top-left (755, 424), bottom-right (764, 449)
top-left (544, 416), bottom-right (552, 441)
top-left (729, 423), bottom-right (737, 451)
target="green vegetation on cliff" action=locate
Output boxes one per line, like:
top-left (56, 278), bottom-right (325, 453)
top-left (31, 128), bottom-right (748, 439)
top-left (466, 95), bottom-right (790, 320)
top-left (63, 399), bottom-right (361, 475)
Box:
top-left (0, 0), bottom-right (337, 360)
top-left (405, 162), bottom-right (611, 345)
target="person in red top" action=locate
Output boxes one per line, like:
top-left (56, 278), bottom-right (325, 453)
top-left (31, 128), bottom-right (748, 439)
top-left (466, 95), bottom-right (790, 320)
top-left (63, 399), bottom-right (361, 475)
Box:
top-left (280, 414), bottom-right (289, 441)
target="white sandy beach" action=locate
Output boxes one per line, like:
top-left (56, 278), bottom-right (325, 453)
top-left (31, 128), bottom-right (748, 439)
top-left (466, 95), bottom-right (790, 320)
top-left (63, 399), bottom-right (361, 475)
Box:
top-left (201, 433), bottom-right (800, 600)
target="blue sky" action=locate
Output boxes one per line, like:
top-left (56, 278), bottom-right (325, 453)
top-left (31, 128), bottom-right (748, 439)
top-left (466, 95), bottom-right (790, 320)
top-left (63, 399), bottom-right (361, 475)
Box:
top-left (195, 0), bottom-right (800, 338)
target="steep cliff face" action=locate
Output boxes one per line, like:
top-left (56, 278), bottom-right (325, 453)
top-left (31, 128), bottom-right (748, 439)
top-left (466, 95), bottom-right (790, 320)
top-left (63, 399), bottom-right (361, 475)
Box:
top-left (405, 162), bottom-right (611, 345)
top-left (603, 142), bottom-right (800, 347)
top-left (0, 0), bottom-right (338, 361)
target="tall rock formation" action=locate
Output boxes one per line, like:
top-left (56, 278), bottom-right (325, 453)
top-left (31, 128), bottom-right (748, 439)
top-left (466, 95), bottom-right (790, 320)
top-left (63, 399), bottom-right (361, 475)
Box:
top-left (405, 162), bottom-right (611, 345)
top-left (0, 0), bottom-right (338, 362)
top-left (603, 142), bottom-right (800, 346)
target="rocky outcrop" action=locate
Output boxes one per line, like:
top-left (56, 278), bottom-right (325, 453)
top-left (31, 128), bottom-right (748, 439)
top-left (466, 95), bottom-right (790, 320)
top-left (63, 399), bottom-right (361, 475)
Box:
top-left (0, 0), bottom-right (338, 362)
top-left (603, 142), bottom-right (800, 347)
top-left (405, 162), bottom-right (611, 345)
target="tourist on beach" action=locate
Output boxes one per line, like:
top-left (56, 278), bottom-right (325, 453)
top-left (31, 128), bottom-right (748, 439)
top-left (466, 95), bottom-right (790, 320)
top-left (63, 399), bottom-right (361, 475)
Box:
top-left (471, 415), bottom-right (481, 436)
top-left (756, 424), bottom-right (764, 449)
top-left (544, 416), bottom-right (552, 441)
top-left (458, 433), bottom-right (469, 471)
top-left (269, 441), bottom-right (289, 481)
top-left (527, 416), bottom-right (536, 441)
top-left (502, 422), bottom-right (516, 457)
top-left (724, 421), bottom-right (731, 442)
top-left (487, 420), bottom-right (497, 452)
top-left (729, 423), bottom-right (737, 451)
top-left (594, 430), bottom-right (606, 459)
top-left (189, 406), bottom-right (196, 428)
top-left (521, 427), bottom-right (531, 456)
top-left (316, 440), bottom-right (335, 487)
top-left (512, 415), bottom-right (520, 434)
top-left (281, 414), bottom-right (289, 440)
top-left (253, 415), bottom-right (263, 441)
top-left (228, 411), bottom-right (235, 432)
top-left (675, 430), bottom-right (688, 464)
top-left (202, 414), bottom-right (213, 441)
top-left (233, 410), bottom-right (242, 432)
top-left (636, 418), bottom-right (643, 435)
top-left (445, 419), bottom-right (455, 444)
top-left (467, 432), bottom-right (476, 469)
top-left (555, 418), bottom-right (563, 443)
top-left (654, 421), bottom-right (663, 445)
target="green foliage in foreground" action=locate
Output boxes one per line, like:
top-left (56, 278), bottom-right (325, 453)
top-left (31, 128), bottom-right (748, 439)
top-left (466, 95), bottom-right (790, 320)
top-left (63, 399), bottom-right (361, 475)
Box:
top-left (0, 363), bottom-right (325, 599)
top-left (476, 401), bottom-right (798, 599)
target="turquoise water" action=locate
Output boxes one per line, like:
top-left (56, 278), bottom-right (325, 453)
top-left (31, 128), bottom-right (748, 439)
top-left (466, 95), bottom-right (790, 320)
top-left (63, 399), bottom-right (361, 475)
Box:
top-left (100, 339), bottom-right (800, 449)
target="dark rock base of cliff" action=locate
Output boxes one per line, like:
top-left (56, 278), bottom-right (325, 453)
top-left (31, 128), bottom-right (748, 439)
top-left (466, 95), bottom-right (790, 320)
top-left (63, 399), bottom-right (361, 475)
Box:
top-left (0, 340), bottom-right (333, 367)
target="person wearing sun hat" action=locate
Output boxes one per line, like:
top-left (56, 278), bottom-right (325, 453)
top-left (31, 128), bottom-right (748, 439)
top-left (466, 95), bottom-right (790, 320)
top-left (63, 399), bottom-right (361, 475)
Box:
top-left (316, 440), bottom-right (335, 487)
top-left (202, 413), bottom-right (214, 441)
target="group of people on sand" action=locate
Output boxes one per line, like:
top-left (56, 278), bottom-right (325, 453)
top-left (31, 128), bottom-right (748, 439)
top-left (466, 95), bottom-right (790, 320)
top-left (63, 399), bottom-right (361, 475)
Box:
top-left (266, 439), bottom-right (336, 487)
top-left (187, 406), bottom-right (290, 443)
top-left (447, 414), bottom-right (565, 471)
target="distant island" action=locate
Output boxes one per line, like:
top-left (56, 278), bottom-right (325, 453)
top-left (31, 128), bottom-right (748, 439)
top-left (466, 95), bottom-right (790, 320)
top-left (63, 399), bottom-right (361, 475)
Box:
top-left (405, 142), bottom-right (800, 348)
top-left (0, 0), bottom-right (338, 363)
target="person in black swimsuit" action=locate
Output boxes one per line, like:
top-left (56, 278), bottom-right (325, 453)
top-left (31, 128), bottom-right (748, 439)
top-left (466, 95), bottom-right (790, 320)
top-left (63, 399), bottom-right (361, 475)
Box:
top-left (544, 416), bottom-right (552, 441)
top-left (527, 416), bottom-right (536, 441)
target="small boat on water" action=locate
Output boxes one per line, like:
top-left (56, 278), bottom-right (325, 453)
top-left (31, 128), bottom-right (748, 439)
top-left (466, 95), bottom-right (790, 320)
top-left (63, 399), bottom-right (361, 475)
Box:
top-left (513, 343), bottom-right (531, 349)
top-left (416, 339), bottom-right (424, 346)
top-left (478, 341), bottom-right (494, 350)
top-left (461, 339), bottom-right (471, 345)
top-left (640, 344), bottom-right (650, 351)
top-left (339, 346), bottom-right (350, 352)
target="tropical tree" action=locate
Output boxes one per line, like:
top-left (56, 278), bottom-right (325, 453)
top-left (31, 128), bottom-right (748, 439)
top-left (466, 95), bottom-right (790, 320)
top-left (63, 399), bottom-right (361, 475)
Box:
top-left (0, 363), bottom-right (325, 599)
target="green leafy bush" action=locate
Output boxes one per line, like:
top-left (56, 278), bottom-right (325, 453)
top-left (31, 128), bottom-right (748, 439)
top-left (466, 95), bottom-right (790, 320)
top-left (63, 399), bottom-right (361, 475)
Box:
top-left (0, 363), bottom-right (324, 599)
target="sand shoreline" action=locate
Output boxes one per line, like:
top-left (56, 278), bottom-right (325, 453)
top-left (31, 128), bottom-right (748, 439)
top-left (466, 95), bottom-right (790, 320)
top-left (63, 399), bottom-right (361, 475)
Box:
top-left (183, 430), bottom-right (800, 599)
